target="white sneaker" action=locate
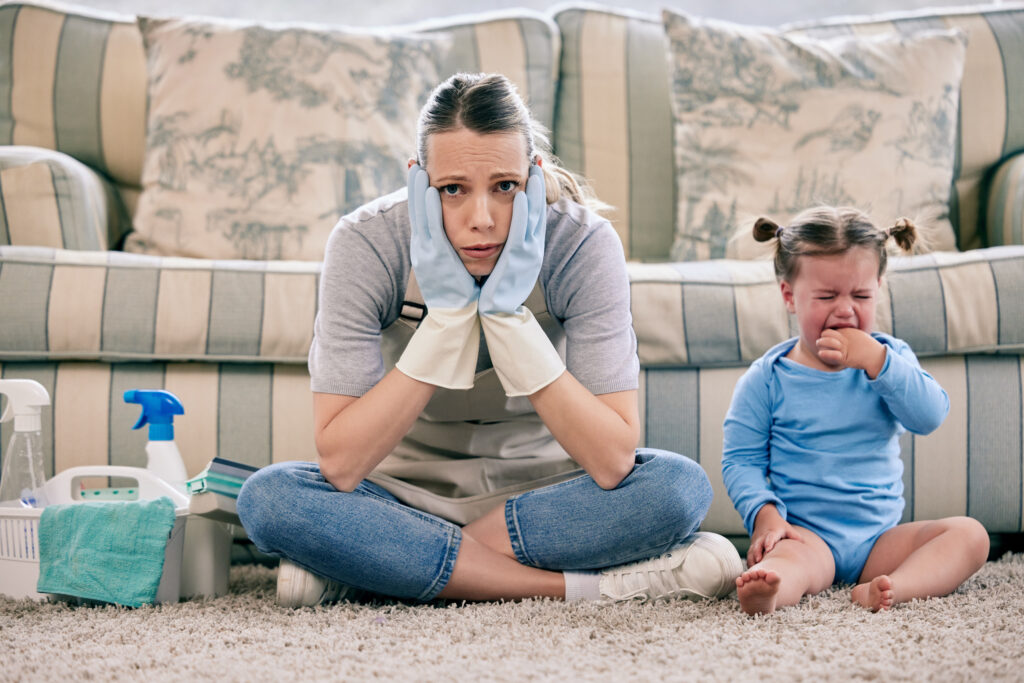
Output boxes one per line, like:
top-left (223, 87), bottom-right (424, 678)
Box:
top-left (599, 532), bottom-right (743, 602)
top-left (276, 558), bottom-right (352, 607)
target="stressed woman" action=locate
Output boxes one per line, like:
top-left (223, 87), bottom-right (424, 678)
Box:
top-left (237, 73), bottom-right (742, 606)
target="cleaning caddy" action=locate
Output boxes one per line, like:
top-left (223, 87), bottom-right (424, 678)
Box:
top-left (0, 386), bottom-right (232, 604)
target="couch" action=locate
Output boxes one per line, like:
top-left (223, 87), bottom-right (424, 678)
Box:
top-left (0, 0), bottom-right (1022, 546)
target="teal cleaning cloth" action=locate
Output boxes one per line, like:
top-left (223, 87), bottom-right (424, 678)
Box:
top-left (36, 497), bottom-right (177, 607)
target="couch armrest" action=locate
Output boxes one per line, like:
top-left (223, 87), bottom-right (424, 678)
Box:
top-left (0, 246), bottom-right (319, 363)
top-left (986, 152), bottom-right (1024, 248)
top-left (0, 146), bottom-right (130, 250)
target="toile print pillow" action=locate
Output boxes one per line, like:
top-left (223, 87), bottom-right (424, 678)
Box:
top-left (662, 10), bottom-right (968, 262)
top-left (127, 17), bottom-right (449, 261)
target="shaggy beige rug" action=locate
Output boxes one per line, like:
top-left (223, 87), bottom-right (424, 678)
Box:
top-left (2, 553), bottom-right (1023, 682)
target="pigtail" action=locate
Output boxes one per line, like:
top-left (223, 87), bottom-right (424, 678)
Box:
top-left (753, 217), bottom-right (781, 243)
top-left (887, 217), bottom-right (918, 253)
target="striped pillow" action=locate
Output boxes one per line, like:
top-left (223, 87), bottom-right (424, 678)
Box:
top-left (0, 3), bottom-right (146, 191)
top-left (0, 147), bottom-right (128, 250)
top-left (553, 7), bottom-right (675, 261)
top-left (986, 152), bottom-right (1024, 247)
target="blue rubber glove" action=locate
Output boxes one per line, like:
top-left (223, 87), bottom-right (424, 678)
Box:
top-left (396, 164), bottom-right (480, 390)
top-left (477, 165), bottom-right (564, 397)
top-left (407, 164), bottom-right (478, 309)
top-left (479, 164), bottom-right (546, 315)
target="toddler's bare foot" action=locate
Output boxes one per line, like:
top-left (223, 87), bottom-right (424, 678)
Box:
top-left (851, 575), bottom-right (895, 611)
top-left (736, 567), bottom-right (781, 615)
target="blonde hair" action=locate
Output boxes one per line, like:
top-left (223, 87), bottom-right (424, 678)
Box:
top-left (415, 73), bottom-right (608, 214)
top-left (753, 206), bottom-right (919, 281)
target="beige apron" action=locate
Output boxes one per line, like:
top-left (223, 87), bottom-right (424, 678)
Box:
top-left (365, 273), bottom-right (584, 525)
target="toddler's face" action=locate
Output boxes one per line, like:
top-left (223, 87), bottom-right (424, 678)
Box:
top-left (780, 248), bottom-right (881, 369)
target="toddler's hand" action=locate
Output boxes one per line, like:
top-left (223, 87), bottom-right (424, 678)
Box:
top-left (749, 505), bottom-right (803, 565)
top-left (816, 328), bottom-right (886, 378)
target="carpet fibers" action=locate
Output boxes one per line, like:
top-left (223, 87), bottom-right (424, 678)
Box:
top-left (3, 553), bottom-right (1023, 681)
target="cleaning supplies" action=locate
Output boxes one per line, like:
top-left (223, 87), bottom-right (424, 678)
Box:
top-left (36, 496), bottom-right (177, 607)
top-left (122, 388), bottom-right (231, 599)
top-left (0, 379), bottom-right (51, 508)
top-left (123, 389), bottom-right (187, 492)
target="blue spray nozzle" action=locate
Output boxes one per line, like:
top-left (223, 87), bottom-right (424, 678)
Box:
top-left (124, 390), bottom-right (184, 441)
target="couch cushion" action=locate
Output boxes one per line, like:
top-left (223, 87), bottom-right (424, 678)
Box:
top-left (786, 7), bottom-right (1024, 252)
top-left (0, 2), bottom-right (147, 215)
top-left (552, 4), bottom-right (1024, 260)
top-left (0, 147), bottom-right (128, 250)
top-left (985, 152), bottom-right (1024, 248)
top-left (125, 17), bottom-right (449, 261)
top-left (628, 245), bottom-right (1024, 368)
top-left (552, 7), bottom-right (675, 261)
top-left (0, 246), bottom-right (320, 363)
top-left (124, 11), bottom-right (560, 262)
top-left (662, 10), bottom-right (966, 261)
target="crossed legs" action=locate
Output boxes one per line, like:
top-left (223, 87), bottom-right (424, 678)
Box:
top-left (437, 503), bottom-right (565, 601)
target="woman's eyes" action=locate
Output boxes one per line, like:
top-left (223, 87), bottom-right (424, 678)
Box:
top-left (438, 181), bottom-right (519, 197)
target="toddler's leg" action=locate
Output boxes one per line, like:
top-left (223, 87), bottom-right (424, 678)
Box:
top-left (736, 526), bottom-right (834, 615)
top-left (853, 516), bottom-right (989, 611)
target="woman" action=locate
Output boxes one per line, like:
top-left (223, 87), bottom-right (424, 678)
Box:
top-left (237, 73), bottom-right (742, 606)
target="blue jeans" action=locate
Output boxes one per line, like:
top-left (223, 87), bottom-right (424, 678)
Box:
top-left (237, 448), bottom-right (712, 601)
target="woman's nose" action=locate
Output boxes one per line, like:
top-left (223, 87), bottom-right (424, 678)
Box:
top-left (468, 195), bottom-right (495, 231)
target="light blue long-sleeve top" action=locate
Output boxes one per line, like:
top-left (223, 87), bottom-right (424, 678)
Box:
top-left (722, 333), bottom-right (949, 543)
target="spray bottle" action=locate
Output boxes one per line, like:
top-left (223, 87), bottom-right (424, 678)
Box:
top-left (124, 389), bottom-right (187, 492)
top-left (0, 379), bottom-right (51, 508)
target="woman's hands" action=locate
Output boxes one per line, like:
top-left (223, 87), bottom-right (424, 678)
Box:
top-left (478, 165), bottom-right (566, 397)
top-left (816, 328), bottom-right (887, 378)
top-left (748, 503), bottom-right (804, 565)
top-left (408, 164), bottom-right (479, 310)
top-left (395, 165), bottom-right (481, 390)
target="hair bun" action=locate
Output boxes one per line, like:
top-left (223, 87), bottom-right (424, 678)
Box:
top-left (753, 217), bottom-right (780, 243)
top-left (888, 217), bottom-right (919, 252)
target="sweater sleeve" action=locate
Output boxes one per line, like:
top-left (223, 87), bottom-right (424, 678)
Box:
top-left (721, 359), bottom-right (787, 535)
top-left (868, 335), bottom-right (950, 435)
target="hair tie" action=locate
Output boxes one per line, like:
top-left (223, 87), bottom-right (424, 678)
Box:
top-left (775, 225), bottom-right (785, 238)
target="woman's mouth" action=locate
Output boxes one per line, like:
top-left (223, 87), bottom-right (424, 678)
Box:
top-left (461, 243), bottom-right (502, 260)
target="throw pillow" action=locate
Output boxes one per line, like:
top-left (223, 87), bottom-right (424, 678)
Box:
top-left (662, 10), bottom-right (967, 261)
top-left (127, 17), bottom-right (449, 261)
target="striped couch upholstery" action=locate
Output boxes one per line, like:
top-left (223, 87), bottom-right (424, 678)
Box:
top-left (554, 4), bottom-right (1024, 259)
top-left (0, 2), bottom-right (1023, 538)
top-left (0, 1), bottom-right (561, 223)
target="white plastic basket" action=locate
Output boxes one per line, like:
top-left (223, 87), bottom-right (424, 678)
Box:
top-left (0, 466), bottom-right (189, 603)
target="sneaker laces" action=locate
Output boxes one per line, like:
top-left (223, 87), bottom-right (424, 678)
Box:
top-left (603, 551), bottom-right (694, 601)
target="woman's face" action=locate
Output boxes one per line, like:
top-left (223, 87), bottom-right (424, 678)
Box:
top-left (419, 127), bottom-right (531, 278)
